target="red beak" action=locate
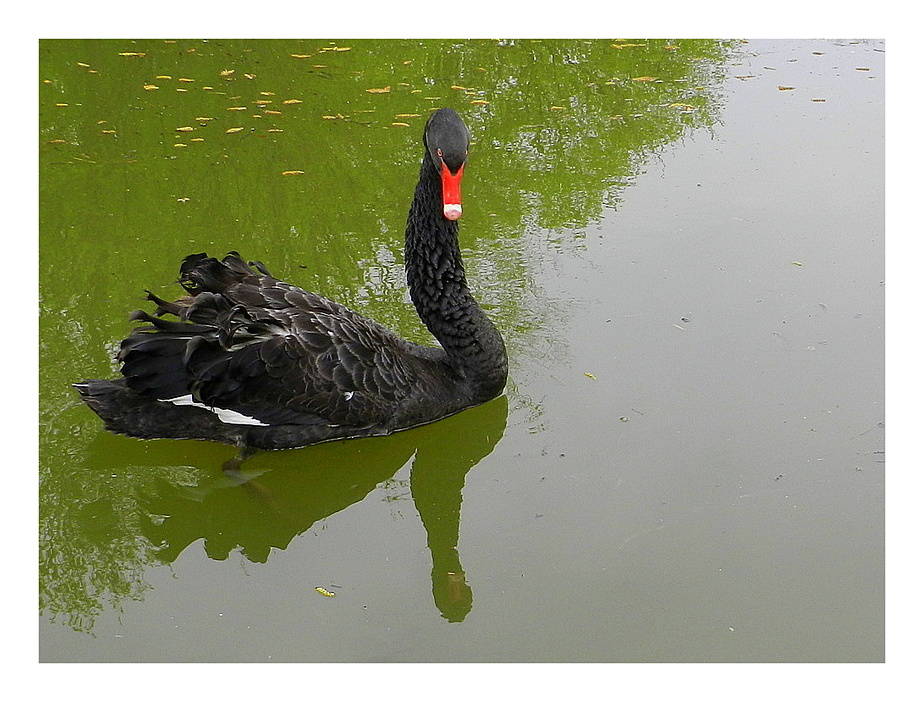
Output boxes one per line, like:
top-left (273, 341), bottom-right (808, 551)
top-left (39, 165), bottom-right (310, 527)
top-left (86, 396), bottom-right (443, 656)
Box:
top-left (440, 161), bottom-right (464, 220)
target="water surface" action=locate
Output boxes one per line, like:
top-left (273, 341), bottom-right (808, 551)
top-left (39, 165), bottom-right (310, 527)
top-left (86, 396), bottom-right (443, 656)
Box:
top-left (39, 38), bottom-right (883, 662)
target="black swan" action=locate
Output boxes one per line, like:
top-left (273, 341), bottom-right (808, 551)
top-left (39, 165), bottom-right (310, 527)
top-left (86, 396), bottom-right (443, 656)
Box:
top-left (74, 108), bottom-right (508, 450)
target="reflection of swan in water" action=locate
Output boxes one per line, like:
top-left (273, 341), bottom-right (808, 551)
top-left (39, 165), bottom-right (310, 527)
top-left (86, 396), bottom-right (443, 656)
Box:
top-left (75, 394), bottom-right (508, 623)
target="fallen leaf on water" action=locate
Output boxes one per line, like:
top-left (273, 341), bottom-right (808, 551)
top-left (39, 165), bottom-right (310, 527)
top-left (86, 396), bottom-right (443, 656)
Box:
top-left (282, 99), bottom-right (303, 105)
top-left (792, 261), bottom-right (803, 266)
top-left (118, 52), bottom-right (146, 57)
top-left (612, 43), bottom-right (645, 49)
top-left (315, 587), bottom-right (336, 597)
top-left (392, 122), bottom-right (410, 127)
top-left (142, 84), bottom-right (158, 91)
top-left (584, 372), bottom-right (597, 380)
top-left (290, 54), bottom-right (312, 59)
top-left (778, 85), bottom-right (795, 90)
top-left (632, 76), bottom-right (656, 82)
top-left (470, 100), bottom-right (490, 105)
top-left (178, 77), bottom-right (195, 83)
top-left (220, 69), bottom-right (235, 76)
top-left (366, 86), bottom-right (391, 93)
top-left (155, 75), bottom-right (171, 80)
top-left (394, 113), bottom-right (420, 118)
top-left (264, 110), bottom-right (282, 115)
top-left (227, 106), bottom-right (247, 111)
top-left (281, 170), bottom-right (304, 176)
top-left (176, 126), bottom-right (195, 132)
top-left (225, 127), bottom-right (244, 133)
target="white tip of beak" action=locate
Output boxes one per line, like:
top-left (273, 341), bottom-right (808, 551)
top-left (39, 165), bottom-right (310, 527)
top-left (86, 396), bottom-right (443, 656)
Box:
top-left (443, 204), bottom-right (462, 220)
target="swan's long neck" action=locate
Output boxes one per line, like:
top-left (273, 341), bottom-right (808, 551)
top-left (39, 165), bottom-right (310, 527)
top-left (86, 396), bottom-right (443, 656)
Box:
top-left (405, 156), bottom-right (507, 399)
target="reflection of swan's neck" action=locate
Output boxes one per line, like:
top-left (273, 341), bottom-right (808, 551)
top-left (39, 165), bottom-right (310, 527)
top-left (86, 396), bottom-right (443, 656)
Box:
top-left (405, 155), bottom-right (508, 398)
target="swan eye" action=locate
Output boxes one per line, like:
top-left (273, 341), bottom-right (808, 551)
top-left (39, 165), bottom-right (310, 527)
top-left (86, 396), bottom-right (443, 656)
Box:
top-left (435, 148), bottom-right (443, 158)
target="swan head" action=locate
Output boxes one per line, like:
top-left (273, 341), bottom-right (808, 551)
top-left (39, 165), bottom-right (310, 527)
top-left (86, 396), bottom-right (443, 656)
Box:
top-left (425, 108), bottom-right (469, 220)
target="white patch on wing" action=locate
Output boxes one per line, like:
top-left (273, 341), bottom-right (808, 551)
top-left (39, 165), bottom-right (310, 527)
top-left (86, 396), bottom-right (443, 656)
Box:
top-left (161, 395), bottom-right (269, 427)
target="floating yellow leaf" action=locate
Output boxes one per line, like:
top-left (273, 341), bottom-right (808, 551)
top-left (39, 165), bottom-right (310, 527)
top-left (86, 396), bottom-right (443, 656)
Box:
top-left (394, 113), bottom-right (420, 118)
top-left (176, 126), bottom-right (195, 132)
top-left (451, 85), bottom-right (470, 91)
top-left (550, 105), bottom-right (565, 110)
top-left (612, 43), bottom-right (645, 49)
top-left (156, 75), bottom-right (171, 80)
top-left (77, 62), bottom-right (90, 67)
top-left (470, 100), bottom-right (490, 105)
top-left (315, 587), bottom-right (336, 597)
top-left (791, 261), bottom-right (803, 266)
top-left (174, 143), bottom-right (187, 148)
top-left (366, 86), bottom-right (391, 93)
top-left (195, 116), bottom-right (214, 121)
top-left (100, 129), bottom-right (116, 134)
top-left (118, 52), bottom-right (147, 57)
top-left (225, 127), bottom-right (244, 133)
top-left (143, 84), bottom-right (158, 91)
top-left (178, 77), bottom-right (195, 83)
top-left (778, 85), bottom-right (796, 90)
top-left (632, 76), bottom-right (656, 82)
top-left (48, 139), bottom-right (67, 144)
top-left (290, 54), bottom-right (312, 59)
top-left (227, 106), bottom-right (247, 111)
top-left (264, 110), bottom-right (282, 115)
top-left (190, 138), bottom-right (204, 142)
top-left (254, 100), bottom-right (273, 105)
top-left (584, 372), bottom-right (597, 380)
top-left (220, 69), bottom-right (235, 76)
top-left (267, 128), bottom-right (283, 133)
top-left (392, 122), bottom-right (410, 127)
top-left (281, 170), bottom-right (305, 175)
top-left (282, 99), bottom-right (303, 105)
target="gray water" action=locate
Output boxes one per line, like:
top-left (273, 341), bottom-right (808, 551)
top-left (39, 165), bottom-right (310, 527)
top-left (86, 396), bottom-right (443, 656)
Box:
top-left (39, 38), bottom-right (883, 663)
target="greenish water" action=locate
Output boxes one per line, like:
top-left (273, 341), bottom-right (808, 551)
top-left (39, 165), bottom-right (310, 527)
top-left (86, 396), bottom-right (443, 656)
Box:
top-left (39, 39), bottom-right (883, 662)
